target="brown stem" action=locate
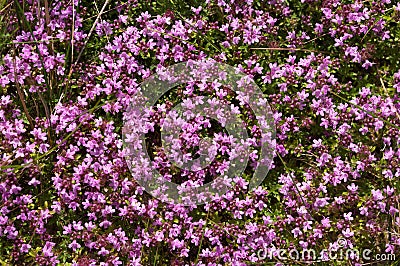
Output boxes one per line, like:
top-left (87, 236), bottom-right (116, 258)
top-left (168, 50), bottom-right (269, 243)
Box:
top-left (38, 92), bottom-right (53, 146)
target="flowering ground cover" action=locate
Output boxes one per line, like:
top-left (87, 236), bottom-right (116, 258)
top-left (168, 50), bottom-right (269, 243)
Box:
top-left (1, 0), bottom-right (400, 265)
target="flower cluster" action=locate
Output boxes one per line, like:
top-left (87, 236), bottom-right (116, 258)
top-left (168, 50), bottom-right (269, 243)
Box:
top-left (1, 0), bottom-right (400, 265)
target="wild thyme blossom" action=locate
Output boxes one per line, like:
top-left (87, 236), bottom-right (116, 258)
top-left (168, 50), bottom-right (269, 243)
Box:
top-left (0, 0), bottom-right (400, 265)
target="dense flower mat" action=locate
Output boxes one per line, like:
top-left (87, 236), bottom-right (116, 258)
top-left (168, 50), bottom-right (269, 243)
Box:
top-left (1, 0), bottom-right (400, 265)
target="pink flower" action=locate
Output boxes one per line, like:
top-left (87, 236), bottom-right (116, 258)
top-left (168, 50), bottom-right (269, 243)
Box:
top-left (42, 242), bottom-right (55, 257)
top-left (342, 228), bottom-right (354, 238)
